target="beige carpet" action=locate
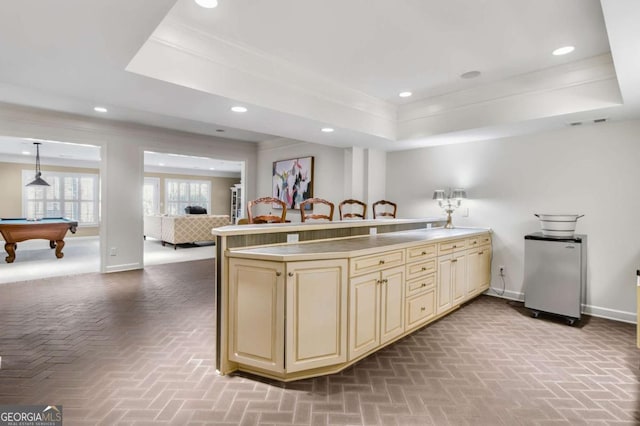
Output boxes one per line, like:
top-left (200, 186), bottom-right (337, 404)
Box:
top-left (0, 236), bottom-right (214, 284)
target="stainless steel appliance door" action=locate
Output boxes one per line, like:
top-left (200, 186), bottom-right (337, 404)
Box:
top-left (524, 239), bottom-right (581, 318)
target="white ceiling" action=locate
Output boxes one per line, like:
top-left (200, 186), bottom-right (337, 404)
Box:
top-left (0, 0), bottom-right (639, 151)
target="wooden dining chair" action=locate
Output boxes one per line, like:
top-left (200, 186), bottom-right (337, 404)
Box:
top-left (247, 197), bottom-right (287, 224)
top-left (299, 198), bottom-right (334, 222)
top-left (338, 199), bottom-right (367, 220)
top-left (372, 200), bottom-right (397, 219)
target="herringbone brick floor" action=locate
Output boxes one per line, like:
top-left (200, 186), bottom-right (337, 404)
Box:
top-left (0, 260), bottom-right (639, 425)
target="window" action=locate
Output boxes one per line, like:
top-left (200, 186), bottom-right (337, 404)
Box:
top-left (22, 170), bottom-right (100, 226)
top-left (143, 177), bottom-right (160, 215)
top-left (165, 179), bottom-right (210, 215)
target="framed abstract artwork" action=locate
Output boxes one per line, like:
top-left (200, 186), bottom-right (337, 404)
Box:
top-left (272, 156), bottom-right (314, 209)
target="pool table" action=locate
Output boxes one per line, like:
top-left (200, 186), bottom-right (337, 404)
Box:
top-left (0, 217), bottom-right (78, 263)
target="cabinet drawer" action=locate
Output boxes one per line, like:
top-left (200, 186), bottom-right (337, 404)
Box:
top-left (406, 289), bottom-right (436, 330)
top-left (350, 249), bottom-right (404, 276)
top-left (406, 243), bottom-right (437, 263)
top-left (437, 238), bottom-right (467, 255)
top-left (406, 258), bottom-right (437, 281)
top-left (406, 274), bottom-right (435, 297)
top-left (468, 234), bottom-right (491, 248)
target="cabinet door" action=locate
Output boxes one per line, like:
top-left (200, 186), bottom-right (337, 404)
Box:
top-left (477, 247), bottom-right (491, 292)
top-left (228, 259), bottom-right (284, 373)
top-left (349, 272), bottom-right (380, 360)
top-left (437, 255), bottom-right (452, 314)
top-left (286, 260), bottom-right (347, 373)
top-left (452, 251), bottom-right (467, 304)
top-left (380, 266), bottom-right (405, 344)
top-left (467, 246), bottom-right (491, 298)
top-left (466, 248), bottom-right (481, 297)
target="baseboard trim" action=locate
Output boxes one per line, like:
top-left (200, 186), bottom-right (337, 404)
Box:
top-left (104, 262), bottom-right (142, 273)
top-left (485, 288), bottom-right (636, 324)
top-left (581, 304), bottom-right (636, 324)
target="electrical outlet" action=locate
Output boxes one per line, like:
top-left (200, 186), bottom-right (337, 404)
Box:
top-left (369, 227), bottom-right (377, 235)
top-left (499, 266), bottom-right (505, 276)
top-left (110, 247), bottom-right (117, 256)
top-left (287, 234), bottom-right (299, 243)
top-left (426, 223), bottom-right (432, 229)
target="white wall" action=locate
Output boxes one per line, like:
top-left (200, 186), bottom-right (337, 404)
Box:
top-left (387, 119), bottom-right (640, 322)
top-left (0, 102), bottom-right (258, 273)
top-left (257, 138), bottom-right (348, 222)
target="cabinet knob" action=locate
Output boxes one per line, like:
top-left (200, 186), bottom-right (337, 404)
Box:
top-left (276, 272), bottom-right (282, 276)
top-left (288, 272), bottom-right (294, 277)
top-left (421, 283), bottom-right (426, 287)
top-left (421, 307), bottom-right (426, 311)
top-left (421, 266), bottom-right (427, 271)
top-left (452, 245), bottom-right (457, 248)
top-left (478, 251), bottom-right (484, 255)
top-left (379, 260), bottom-right (385, 265)
top-left (382, 278), bottom-right (388, 284)
top-left (472, 241), bottom-right (477, 244)
top-left (421, 251), bottom-right (427, 255)
top-left (452, 259), bottom-right (458, 263)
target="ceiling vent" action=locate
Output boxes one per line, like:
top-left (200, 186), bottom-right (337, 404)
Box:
top-left (569, 121), bottom-right (583, 126)
top-left (593, 118), bottom-right (608, 123)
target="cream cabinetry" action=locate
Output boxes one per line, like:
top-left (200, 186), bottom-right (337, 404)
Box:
top-left (228, 259), bottom-right (285, 372)
top-left (405, 242), bottom-right (437, 331)
top-left (229, 258), bottom-right (347, 375)
top-left (285, 260), bottom-right (347, 373)
top-left (225, 228), bottom-right (492, 381)
top-left (467, 245), bottom-right (491, 297)
top-left (436, 237), bottom-right (469, 315)
top-left (349, 250), bottom-right (405, 360)
top-left (349, 265), bottom-right (405, 360)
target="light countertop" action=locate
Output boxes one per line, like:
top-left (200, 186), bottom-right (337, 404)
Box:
top-left (212, 217), bottom-right (445, 237)
top-left (226, 227), bottom-right (491, 261)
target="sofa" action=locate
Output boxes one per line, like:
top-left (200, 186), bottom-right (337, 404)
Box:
top-left (144, 214), bottom-right (231, 249)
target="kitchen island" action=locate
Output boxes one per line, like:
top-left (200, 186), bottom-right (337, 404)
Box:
top-left (213, 218), bottom-right (492, 381)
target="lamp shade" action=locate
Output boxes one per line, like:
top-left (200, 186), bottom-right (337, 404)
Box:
top-left (452, 189), bottom-right (467, 199)
top-left (432, 190), bottom-right (446, 201)
top-left (26, 142), bottom-right (50, 187)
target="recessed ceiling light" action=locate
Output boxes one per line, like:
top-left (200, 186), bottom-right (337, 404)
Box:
top-left (195, 0), bottom-right (218, 8)
top-left (21, 150), bottom-right (31, 155)
top-left (321, 127), bottom-right (334, 133)
top-left (460, 70), bottom-right (481, 79)
top-left (231, 106), bottom-right (247, 113)
top-left (159, 163), bottom-right (165, 166)
top-left (209, 167), bottom-right (216, 170)
top-left (552, 46), bottom-right (575, 56)
top-left (94, 106), bottom-right (108, 113)
top-left (399, 91), bottom-right (412, 98)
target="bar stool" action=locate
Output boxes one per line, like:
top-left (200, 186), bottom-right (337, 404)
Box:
top-left (338, 199), bottom-right (367, 220)
top-left (372, 200), bottom-right (397, 219)
top-left (300, 198), bottom-right (334, 222)
top-left (247, 197), bottom-right (287, 223)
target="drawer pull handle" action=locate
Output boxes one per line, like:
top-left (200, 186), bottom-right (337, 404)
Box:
top-left (421, 251), bottom-right (427, 255)
top-left (376, 279), bottom-right (381, 284)
top-left (276, 272), bottom-right (282, 276)
top-left (452, 259), bottom-right (458, 263)
top-left (421, 307), bottom-right (426, 311)
top-left (421, 283), bottom-right (426, 287)
top-left (472, 241), bottom-right (477, 245)
top-left (421, 267), bottom-right (427, 271)
top-left (383, 279), bottom-right (388, 284)
top-left (288, 272), bottom-right (294, 277)
top-left (478, 251), bottom-right (484, 255)
top-left (453, 245), bottom-right (457, 248)
top-left (379, 260), bottom-right (385, 265)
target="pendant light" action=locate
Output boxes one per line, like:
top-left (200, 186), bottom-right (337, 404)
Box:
top-left (26, 142), bottom-right (50, 186)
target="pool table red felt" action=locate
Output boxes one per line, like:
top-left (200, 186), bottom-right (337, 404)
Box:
top-left (0, 217), bottom-right (78, 263)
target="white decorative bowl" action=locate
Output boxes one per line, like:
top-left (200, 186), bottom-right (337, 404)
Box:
top-left (534, 214), bottom-right (584, 238)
